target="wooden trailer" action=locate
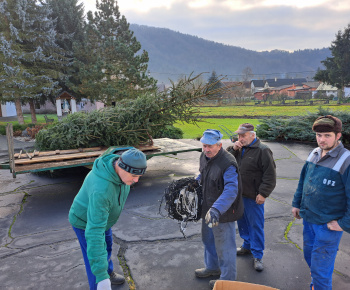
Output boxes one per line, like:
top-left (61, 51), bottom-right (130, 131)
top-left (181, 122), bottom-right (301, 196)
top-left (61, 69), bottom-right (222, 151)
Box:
top-left (0, 124), bottom-right (202, 178)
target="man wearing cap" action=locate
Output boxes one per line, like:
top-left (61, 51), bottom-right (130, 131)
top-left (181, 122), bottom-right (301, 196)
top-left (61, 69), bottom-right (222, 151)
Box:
top-left (195, 129), bottom-right (244, 288)
top-left (292, 115), bottom-right (350, 290)
top-left (69, 148), bottom-right (147, 290)
top-left (226, 123), bottom-right (276, 272)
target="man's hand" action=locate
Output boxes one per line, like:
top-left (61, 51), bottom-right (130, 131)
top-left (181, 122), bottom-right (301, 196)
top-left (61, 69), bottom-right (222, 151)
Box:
top-left (292, 207), bottom-right (301, 219)
top-left (232, 141), bottom-right (243, 151)
top-left (327, 220), bottom-right (343, 231)
top-left (97, 279), bottom-right (111, 290)
top-left (205, 207), bottom-right (221, 228)
top-left (256, 194), bottom-right (266, 205)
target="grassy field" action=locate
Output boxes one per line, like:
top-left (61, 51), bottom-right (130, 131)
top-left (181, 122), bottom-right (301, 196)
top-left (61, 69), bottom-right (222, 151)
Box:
top-left (176, 104), bottom-right (350, 139)
top-left (0, 114), bottom-right (58, 126)
top-left (198, 105), bottom-right (350, 117)
top-left (175, 118), bottom-right (261, 139)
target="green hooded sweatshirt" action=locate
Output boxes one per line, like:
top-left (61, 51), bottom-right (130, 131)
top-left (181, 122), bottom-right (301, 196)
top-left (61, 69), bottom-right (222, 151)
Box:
top-left (68, 153), bottom-right (130, 283)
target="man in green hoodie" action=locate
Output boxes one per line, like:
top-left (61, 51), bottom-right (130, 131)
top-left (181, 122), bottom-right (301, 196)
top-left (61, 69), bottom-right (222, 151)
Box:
top-left (69, 148), bottom-right (147, 290)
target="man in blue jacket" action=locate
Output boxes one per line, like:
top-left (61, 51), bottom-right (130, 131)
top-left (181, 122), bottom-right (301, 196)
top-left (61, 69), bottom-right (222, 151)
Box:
top-left (194, 129), bottom-right (244, 289)
top-left (292, 115), bottom-right (350, 290)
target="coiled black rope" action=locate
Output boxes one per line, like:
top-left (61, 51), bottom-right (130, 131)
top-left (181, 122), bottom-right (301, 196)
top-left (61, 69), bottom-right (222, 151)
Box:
top-left (159, 177), bottom-right (203, 237)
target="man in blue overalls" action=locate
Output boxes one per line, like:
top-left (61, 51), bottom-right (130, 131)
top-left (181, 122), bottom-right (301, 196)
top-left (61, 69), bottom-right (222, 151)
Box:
top-left (292, 115), bottom-right (350, 290)
top-left (227, 123), bottom-right (276, 272)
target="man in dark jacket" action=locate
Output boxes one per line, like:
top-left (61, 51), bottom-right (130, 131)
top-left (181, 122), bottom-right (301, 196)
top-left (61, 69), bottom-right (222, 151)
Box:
top-left (227, 123), bottom-right (276, 272)
top-left (292, 115), bottom-right (350, 290)
top-left (195, 129), bottom-right (244, 289)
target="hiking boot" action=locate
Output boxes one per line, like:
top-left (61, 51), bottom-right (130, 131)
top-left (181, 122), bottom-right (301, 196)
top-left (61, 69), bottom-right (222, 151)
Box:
top-left (254, 258), bottom-right (264, 272)
top-left (209, 279), bottom-right (218, 289)
top-left (195, 268), bottom-right (221, 278)
top-left (109, 271), bottom-right (125, 285)
top-left (237, 246), bottom-right (251, 255)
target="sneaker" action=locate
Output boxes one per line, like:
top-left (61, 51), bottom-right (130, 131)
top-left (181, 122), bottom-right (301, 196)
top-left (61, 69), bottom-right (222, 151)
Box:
top-left (236, 246), bottom-right (251, 255)
top-left (195, 268), bottom-right (221, 278)
top-left (209, 279), bottom-right (217, 289)
top-left (109, 271), bottom-right (125, 285)
top-left (254, 258), bottom-right (264, 272)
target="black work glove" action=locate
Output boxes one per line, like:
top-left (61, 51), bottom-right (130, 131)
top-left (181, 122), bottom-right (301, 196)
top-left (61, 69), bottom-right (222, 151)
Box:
top-left (205, 207), bottom-right (221, 228)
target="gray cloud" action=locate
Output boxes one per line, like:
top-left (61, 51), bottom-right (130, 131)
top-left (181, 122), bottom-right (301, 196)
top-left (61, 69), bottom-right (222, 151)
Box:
top-left (84, 0), bottom-right (350, 51)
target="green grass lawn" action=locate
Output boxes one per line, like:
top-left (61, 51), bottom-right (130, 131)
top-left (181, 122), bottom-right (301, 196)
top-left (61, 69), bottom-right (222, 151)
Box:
top-left (175, 118), bottom-right (261, 139)
top-left (0, 114), bottom-right (58, 126)
top-left (198, 105), bottom-right (350, 117)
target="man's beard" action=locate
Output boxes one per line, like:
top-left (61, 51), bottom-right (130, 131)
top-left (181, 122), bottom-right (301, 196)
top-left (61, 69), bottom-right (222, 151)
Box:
top-left (319, 140), bottom-right (339, 151)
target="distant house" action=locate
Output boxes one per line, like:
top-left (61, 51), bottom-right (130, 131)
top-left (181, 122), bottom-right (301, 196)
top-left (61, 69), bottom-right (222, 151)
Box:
top-left (251, 78), bottom-right (321, 100)
top-left (302, 81), bottom-right (320, 91)
top-left (251, 78), bottom-right (307, 95)
top-left (313, 83), bottom-right (338, 98)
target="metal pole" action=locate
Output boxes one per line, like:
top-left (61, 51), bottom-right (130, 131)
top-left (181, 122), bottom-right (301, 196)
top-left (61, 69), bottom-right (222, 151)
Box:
top-left (6, 123), bottom-right (16, 178)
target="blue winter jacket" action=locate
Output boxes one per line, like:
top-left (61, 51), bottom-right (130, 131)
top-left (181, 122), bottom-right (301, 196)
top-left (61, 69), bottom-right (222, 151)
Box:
top-left (292, 142), bottom-right (350, 233)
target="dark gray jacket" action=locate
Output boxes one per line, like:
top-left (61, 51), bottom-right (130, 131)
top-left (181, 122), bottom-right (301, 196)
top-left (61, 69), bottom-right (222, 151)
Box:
top-left (227, 138), bottom-right (276, 199)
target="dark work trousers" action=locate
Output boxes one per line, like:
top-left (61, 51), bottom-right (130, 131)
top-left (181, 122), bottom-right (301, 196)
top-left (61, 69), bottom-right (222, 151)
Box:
top-left (73, 226), bottom-right (114, 290)
top-left (303, 220), bottom-right (343, 290)
top-left (237, 196), bottom-right (265, 259)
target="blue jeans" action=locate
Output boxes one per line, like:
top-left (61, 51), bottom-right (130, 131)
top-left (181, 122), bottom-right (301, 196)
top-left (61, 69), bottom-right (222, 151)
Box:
top-left (237, 197), bottom-right (265, 259)
top-left (73, 226), bottom-right (114, 290)
top-left (201, 219), bottom-right (237, 281)
top-left (303, 220), bottom-right (343, 290)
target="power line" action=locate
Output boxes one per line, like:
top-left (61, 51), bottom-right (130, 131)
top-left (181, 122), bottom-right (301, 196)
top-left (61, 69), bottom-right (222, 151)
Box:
top-left (148, 70), bottom-right (317, 78)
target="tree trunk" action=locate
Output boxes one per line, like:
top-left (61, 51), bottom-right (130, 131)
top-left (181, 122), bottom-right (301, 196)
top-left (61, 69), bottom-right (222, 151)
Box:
top-left (337, 88), bottom-right (343, 104)
top-left (29, 99), bottom-right (37, 124)
top-left (15, 98), bottom-right (24, 124)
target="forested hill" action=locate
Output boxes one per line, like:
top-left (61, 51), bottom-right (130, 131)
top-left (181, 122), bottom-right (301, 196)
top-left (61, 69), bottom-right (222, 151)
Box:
top-left (130, 24), bottom-right (331, 85)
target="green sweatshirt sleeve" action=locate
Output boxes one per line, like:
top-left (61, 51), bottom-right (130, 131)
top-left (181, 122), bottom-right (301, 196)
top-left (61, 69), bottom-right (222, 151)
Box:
top-left (85, 190), bottom-right (111, 283)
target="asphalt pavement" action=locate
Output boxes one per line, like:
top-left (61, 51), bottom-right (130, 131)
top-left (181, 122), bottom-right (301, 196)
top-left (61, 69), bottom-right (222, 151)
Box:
top-left (0, 138), bottom-right (349, 290)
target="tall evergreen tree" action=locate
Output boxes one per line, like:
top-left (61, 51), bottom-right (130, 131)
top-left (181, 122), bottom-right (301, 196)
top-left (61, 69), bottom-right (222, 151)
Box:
top-left (0, 0), bottom-right (69, 124)
top-left (72, 0), bottom-right (156, 105)
top-left (46, 0), bottom-right (85, 52)
top-left (314, 24), bottom-right (350, 103)
top-left (45, 0), bottom-right (85, 98)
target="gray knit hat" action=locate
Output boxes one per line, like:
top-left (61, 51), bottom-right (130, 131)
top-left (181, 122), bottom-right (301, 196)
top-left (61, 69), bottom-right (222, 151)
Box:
top-left (118, 148), bottom-right (147, 175)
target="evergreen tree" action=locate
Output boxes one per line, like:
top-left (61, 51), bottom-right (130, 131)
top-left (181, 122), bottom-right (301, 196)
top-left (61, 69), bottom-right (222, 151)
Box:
top-left (314, 24), bottom-right (350, 103)
top-left (71, 0), bottom-right (156, 105)
top-left (46, 0), bottom-right (85, 52)
top-left (46, 0), bottom-right (85, 99)
top-left (0, 0), bottom-right (69, 124)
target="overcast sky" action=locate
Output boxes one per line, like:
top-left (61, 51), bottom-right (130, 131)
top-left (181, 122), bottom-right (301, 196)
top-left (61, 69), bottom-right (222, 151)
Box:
top-left (83, 0), bottom-right (350, 52)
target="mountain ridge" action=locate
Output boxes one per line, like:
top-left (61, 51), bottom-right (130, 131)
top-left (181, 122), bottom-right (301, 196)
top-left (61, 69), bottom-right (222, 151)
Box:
top-left (130, 24), bottom-right (331, 85)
